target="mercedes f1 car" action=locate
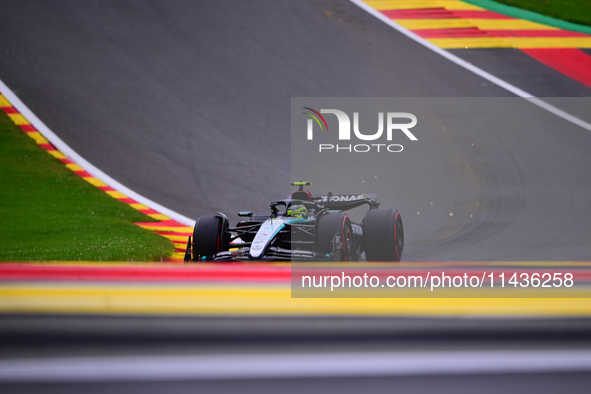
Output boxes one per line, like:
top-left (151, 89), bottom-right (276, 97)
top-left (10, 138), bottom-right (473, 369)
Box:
top-left (184, 182), bottom-right (404, 262)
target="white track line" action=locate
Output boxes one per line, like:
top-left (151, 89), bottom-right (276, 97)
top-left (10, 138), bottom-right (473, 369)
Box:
top-left (0, 350), bottom-right (590, 382)
top-left (0, 78), bottom-right (195, 227)
top-left (349, 0), bottom-right (591, 133)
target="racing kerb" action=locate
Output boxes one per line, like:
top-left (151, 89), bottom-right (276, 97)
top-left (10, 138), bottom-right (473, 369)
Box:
top-left (358, 0), bottom-right (591, 88)
top-left (0, 87), bottom-right (193, 262)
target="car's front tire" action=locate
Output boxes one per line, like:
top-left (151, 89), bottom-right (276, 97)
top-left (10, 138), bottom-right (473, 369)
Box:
top-left (192, 215), bottom-right (229, 260)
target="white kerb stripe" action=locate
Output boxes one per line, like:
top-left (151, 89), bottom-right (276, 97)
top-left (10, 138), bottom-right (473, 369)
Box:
top-left (0, 350), bottom-right (590, 382)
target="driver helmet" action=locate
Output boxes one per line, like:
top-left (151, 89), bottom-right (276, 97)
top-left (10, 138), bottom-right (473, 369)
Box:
top-left (287, 204), bottom-right (308, 219)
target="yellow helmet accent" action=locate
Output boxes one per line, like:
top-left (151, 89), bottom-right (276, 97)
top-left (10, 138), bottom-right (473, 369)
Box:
top-left (287, 204), bottom-right (308, 219)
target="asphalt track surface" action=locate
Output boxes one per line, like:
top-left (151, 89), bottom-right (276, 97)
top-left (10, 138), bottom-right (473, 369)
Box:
top-left (1, 0), bottom-right (591, 391)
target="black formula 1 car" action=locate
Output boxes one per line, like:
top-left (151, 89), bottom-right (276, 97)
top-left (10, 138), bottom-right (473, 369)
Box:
top-left (184, 182), bottom-right (404, 262)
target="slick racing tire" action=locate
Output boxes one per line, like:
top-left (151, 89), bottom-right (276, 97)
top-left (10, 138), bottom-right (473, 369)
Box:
top-left (315, 212), bottom-right (353, 262)
top-left (192, 215), bottom-right (229, 261)
top-left (363, 209), bottom-right (403, 262)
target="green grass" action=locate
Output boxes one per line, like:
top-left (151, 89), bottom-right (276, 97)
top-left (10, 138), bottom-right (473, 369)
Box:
top-left (492, 0), bottom-right (591, 28)
top-left (0, 111), bottom-right (175, 261)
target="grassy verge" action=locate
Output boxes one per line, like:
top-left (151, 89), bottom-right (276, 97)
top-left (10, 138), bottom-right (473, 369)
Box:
top-left (491, 0), bottom-right (591, 28)
top-left (0, 111), bottom-right (174, 261)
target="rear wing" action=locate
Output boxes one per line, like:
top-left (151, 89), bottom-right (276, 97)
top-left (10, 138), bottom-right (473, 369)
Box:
top-left (310, 193), bottom-right (379, 210)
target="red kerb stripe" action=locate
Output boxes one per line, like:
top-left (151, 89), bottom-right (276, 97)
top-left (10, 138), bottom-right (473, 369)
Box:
top-left (381, 9), bottom-right (512, 19)
top-left (1, 265), bottom-right (590, 283)
top-left (1, 106), bottom-right (19, 114)
top-left (20, 125), bottom-right (38, 132)
top-left (155, 231), bottom-right (192, 237)
top-left (415, 29), bottom-right (590, 39)
top-left (414, 28), bottom-right (488, 38)
top-left (0, 264), bottom-right (291, 282)
top-left (381, 8), bottom-right (455, 19)
top-left (522, 48), bottom-right (591, 88)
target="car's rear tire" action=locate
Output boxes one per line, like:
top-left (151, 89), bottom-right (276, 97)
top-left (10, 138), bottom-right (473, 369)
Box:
top-left (192, 215), bottom-right (229, 260)
top-left (315, 212), bottom-right (353, 261)
top-left (363, 209), bottom-right (403, 262)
